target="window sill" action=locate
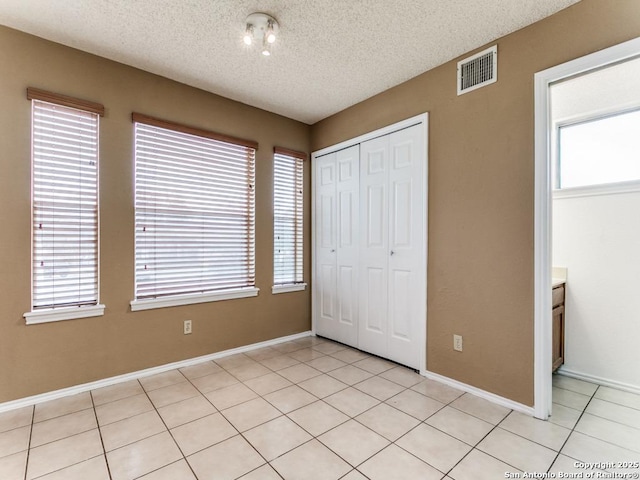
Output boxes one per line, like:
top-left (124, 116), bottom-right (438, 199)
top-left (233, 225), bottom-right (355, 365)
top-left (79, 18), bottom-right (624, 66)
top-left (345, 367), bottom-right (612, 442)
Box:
top-left (24, 304), bottom-right (106, 325)
top-left (130, 287), bottom-right (260, 312)
top-left (272, 283), bottom-right (307, 295)
top-left (553, 179), bottom-right (640, 199)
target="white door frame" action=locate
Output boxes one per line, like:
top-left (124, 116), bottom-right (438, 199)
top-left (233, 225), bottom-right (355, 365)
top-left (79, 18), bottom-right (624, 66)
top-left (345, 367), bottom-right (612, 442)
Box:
top-left (311, 113), bottom-right (429, 374)
top-left (533, 37), bottom-right (640, 419)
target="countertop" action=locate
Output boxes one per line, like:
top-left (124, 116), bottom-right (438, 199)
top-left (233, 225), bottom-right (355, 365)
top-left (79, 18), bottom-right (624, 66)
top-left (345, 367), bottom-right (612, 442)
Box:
top-left (552, 277), bottom-right (566, 288)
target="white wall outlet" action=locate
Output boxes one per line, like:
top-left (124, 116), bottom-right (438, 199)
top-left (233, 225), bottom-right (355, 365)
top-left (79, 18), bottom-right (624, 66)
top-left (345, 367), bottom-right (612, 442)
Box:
top-left (453, 334), bottom-right (463, 352)
top-left (183, 320), bottom-right (192, 335)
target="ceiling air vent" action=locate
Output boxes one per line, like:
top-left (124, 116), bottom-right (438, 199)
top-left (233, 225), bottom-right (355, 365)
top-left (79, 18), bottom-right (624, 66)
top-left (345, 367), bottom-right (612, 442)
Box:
top-left (457, 45), bottom-right (497, 95)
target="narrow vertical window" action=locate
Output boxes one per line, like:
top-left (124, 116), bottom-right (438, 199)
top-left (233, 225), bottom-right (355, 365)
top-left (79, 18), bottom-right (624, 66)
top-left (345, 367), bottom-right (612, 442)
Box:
top-left (131, 114), bottom-right (259, 310)
top-left (273, 147), bottom-right (306, 293)
top-left (24, 88), bottom-right (105, 324)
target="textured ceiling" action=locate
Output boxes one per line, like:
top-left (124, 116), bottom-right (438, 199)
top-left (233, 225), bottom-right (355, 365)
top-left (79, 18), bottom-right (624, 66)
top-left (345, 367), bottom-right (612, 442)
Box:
top-left (0, 0), bottom-right (580, 124)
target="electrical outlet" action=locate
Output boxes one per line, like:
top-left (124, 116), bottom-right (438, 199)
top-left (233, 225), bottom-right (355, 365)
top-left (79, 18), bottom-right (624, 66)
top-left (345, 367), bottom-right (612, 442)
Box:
top-left (453, 334), bottom-right (463, 352)
top-left (183, 320), bottom-right (192, 335)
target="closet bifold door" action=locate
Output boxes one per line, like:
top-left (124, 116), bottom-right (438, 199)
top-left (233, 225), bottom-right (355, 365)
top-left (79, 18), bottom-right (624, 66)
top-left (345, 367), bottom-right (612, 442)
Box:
top-left (359, 124), bottom-right (423, 369)
top-left (314, 146), bottom-right (360, 347)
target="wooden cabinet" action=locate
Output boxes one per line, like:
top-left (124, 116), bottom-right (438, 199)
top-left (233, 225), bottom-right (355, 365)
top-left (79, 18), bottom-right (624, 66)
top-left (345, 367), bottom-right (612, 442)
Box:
top-left (552, 284), bottom-right (565, 372)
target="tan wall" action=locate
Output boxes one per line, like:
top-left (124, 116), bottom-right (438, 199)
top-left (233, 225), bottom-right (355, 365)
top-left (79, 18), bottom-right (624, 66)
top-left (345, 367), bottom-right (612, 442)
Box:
top-left (0, 26), bottom-right (311, 403)
top-left (311, 0), bottom-right (640, 406)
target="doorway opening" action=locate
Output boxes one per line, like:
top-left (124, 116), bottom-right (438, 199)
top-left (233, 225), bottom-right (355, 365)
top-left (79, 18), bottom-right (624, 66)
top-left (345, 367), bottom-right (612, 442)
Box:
top-left (533, 37), bottom-right (640, 419)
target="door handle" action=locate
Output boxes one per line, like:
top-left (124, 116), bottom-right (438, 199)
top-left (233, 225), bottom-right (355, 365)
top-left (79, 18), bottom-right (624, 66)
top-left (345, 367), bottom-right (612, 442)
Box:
top-left (331, 249), bottom-right (336, 253)
top-left (390, 250), bottom-right (395, 256)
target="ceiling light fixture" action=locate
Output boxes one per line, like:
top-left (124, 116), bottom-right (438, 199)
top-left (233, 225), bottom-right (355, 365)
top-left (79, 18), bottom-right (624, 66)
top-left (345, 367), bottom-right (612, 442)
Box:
top-left (243, 12), bottom-right (279, 56)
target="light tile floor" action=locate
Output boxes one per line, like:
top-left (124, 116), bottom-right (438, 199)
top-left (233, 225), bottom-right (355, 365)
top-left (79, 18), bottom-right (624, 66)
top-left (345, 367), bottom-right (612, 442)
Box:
top-left (1, 336), bottom-right (639, 479)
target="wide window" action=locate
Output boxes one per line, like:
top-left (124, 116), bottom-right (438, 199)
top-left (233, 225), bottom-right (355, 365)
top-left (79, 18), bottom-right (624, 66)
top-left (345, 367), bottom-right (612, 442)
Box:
top-left (24, 88), bottom-right (105, 324)
top-left (273, 147), bottom-right (305, 293)
top-left (557, 108), bottom-right (640, 189)
top-left (131, 114), bottom-right (258, 310)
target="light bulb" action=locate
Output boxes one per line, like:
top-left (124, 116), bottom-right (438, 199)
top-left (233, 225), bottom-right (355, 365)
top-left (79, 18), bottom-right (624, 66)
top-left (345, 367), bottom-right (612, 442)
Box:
top-left (262, 37), bottom-right (272, 56)
top-left (243, 25), bottom-right (253, 45)
top-left (266, 20), bottom-right (276, 44)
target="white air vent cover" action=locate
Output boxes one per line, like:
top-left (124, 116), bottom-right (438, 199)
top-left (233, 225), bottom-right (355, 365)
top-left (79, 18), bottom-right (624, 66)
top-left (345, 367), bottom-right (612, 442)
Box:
top-left (457, 45), bottom-right (497, 95)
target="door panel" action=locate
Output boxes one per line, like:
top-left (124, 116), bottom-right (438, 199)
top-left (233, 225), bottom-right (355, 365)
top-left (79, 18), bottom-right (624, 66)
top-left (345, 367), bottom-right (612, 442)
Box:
top-left (389, 269), bottom-right (411, 340)
top-left (320, 264), bottom-right (335, 319)
top-left (386, 125), bottom-right (423, 368)
top-left (335, 146), bottom-right (360, 346)
top-left (315, 153), bottom-right (337, 340)
top-left (338, 266), bottom-right (355, 326)
top-left (367, 185), bottom-right (386, 247)
top-left (320, 194), bottom-right (334, 248)
top-left (359, 136), bottom-right (389, 358)
top-left (365, 267), bottom-right (386, 333)
top-left (392, 179), bottom-right (412, 248)
top-left (339, 192), bottom-right (353, 246)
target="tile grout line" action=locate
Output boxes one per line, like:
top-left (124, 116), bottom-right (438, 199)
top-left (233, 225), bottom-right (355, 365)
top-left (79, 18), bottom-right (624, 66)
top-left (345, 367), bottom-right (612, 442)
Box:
top-left (380, 390), bottom-right (481, 477)
top-left (180, 358), bottom-right (287, 479)
top-left (201, 345), bottom-right (415, 477)
top-left (559, 420), bottom-right (640, 457)
top-left (223, 355), bottom-right (323, 477)
top-left (582, 409), bottom-right (640, 430)
top-left (221, 345), bottom-right (337, 479)
top-left (275, 358), bottom-right (492, 478)
top-left (441, 407), bottom-right (520, 478)
top-left (26, 403), bottom-right (105, 480)
top-left (574, 397), bottom-right (640, 430)
top-left (137, 371), bottom-right (203, 480)
top-left (22, 405), bottom-right (35, 480)
top-left (264, 368), bottom-right (411, 477)
top-left (90, 389), bottom-right (114, 480)
top-left (489, 410), bottom-right (572, 455)
top-left (546, 383), bottom-right (600, 473)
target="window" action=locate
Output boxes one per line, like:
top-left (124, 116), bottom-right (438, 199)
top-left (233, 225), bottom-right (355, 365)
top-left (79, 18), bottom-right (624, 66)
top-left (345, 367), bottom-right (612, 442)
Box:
top-left (24, 88), bottom-right (105, 324)
top-left (557, 108), bottom-right (640, 190)
top-left (131, 114), bottom-right (258, 310)
top-left (273, 147), bottom-right (305, 293)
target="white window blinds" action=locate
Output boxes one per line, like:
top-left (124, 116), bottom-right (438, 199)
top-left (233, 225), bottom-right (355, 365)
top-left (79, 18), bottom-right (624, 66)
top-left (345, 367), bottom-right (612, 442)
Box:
top-left (31, 99), bottom-right (100, 309)
top-left (134, 116), bottom-right (257, 300)
top-left (273, 148), bottom-right (304, 285)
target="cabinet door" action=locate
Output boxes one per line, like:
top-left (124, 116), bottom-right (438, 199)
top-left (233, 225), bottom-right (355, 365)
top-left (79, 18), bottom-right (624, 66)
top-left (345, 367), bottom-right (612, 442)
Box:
top-left (386, 125), bottom-right (424, 369)
top-left (315, 153), bottom-right (338, 339)
top-left (552, 305), bottom-right (564, 371)
top-left (335, 146), bottom-right (360, 347)
top-left (359, 135), bottom-right (390, 358)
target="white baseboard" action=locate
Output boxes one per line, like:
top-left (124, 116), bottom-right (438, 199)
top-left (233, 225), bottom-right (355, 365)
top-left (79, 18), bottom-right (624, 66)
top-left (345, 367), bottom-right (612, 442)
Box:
top-left (0, 331), bottom-right (312, 414)
top-left (558, 367), bottom-right (640, 396)
top-left (420, 369), bottom-right (535, 416)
